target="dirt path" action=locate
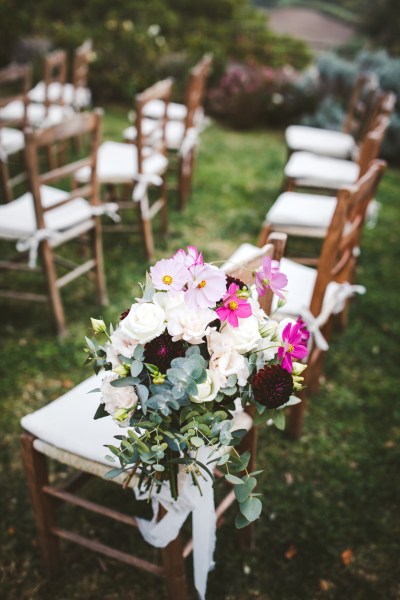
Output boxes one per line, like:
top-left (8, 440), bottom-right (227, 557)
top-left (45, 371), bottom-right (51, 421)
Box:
top-left (263, 7), bottom-right (355, 53)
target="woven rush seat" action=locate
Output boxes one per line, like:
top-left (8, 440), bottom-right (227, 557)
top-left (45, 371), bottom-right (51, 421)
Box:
top-left (285, 125), bottom-right (356, 159)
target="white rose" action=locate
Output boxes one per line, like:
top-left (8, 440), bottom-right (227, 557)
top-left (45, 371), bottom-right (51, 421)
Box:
top-left (209, 345), bottom-right (249, 387)
top-left (101, 374), bottom-right (138, 421)
top-left (120, 302), bottom-right (166, 344)
top-left (189, 369), bottom-right (220, 403)
top-left (106, 327), bottom-right (138, 368)
top-left (219, 314), bottom-right (261, 354)
top-left (167, 305), bottom-right (216, 345)
top-left (153, 291), bottom-right (185, 319)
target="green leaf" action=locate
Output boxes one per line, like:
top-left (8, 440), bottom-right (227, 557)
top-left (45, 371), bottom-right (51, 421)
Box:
top-left (110, 377), bottom-right (138, 388)
top-left (190, 436), bottom-right (204, 448)
top-left (93, 403), bottom-right (108, 420)
top-left (273, 410), bottom-right (286, 431)
top-left (130, 360), bottom-right (143, 377)
top-left (133, 344), bottom-right (145, 361)
top-left (235, 512), bottom-right (251, 529)
top-left (153, 464), bottom-right (165, 472)
top-left (239, 496), bottom-right (262, 522)
top-left (103, 467), bottom-right (125, 479)
top-left (234, 483), bottom-right (251, 503)
top-left (225, 474), bottom-right (245, 485)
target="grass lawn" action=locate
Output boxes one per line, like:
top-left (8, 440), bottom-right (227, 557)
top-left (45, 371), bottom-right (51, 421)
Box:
top-left (1, 108), bottom-right (399, 599)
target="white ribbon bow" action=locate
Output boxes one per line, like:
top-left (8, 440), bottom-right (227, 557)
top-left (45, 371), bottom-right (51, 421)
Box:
top-left (300, 282), bottom-right (366, 350)
top-left (91, 202), bottom-right (121, 223)
top-left (132, 173), bottom-right (163, 203)
top-left (179, 127), bottom-right (200, 176)
top-left (16, 229), bottom-right (58, 269)
top-left (134, 446), bottom-right (216, 600)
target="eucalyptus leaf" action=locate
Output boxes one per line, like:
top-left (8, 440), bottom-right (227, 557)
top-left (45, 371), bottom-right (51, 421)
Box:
top-left (130, 360), bottom-right (143, 377)
top-left (225, 474), bottom-right (245, 485)
top-left (273, 409), bottom-right (286, 431)
top-left (93, 403), bottom-right (108, 420)
top-left (110, 377), bottom-right (139, 388)
top-left (190, 436), bottom-right (204, 448)
top-left (235, 512), bottom-right (251, 529)
top-left (104, 468), bottom-right (125, 479)
top-left (239, 496), bottom-right (262, 522)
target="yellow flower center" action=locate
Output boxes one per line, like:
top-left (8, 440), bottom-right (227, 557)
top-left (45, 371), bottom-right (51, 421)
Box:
top-left (228, 300), bottom-right (238, 311)
top-left (197, 280), bottom-right (207, 289)
top-left (162, 275), bottom-right (173, 285)
top-left (288, 343), bottom-right (294, 353)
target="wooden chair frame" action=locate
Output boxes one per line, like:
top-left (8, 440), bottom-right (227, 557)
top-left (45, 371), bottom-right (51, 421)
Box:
top-left (286, 160), bottom-right (386, 439)
top-left (0, 110), bottom-right (107, 336)
top-left (72, 39), bottom-right (92, 94)
top-left (20, 233), bottom-right (286, 598)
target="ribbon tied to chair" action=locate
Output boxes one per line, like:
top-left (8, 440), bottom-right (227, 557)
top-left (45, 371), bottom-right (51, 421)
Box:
top-left (132, 173), bottom-right (163, 204)
top-left (134, 445), bottom-right (217, 600)
top-left (299, 282), bottom-right (366, 351)
top-left (179, 127), bottom-right (200, 176)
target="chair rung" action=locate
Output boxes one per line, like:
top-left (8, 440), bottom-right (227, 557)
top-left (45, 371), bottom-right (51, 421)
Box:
top-left (0, 289), bottom-right (47, 302)
top-left (56, 259), bottom-right (96, 288)
top-left (51, 527), bottom-right (164, 576)
top-left (43, 484), bottom-right (139, 528)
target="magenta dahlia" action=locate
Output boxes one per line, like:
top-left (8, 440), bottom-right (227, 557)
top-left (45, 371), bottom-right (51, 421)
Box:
top-left (251, 364), bottom-right (293, 409)
top-left (144, 332), bottom-right (185, 373)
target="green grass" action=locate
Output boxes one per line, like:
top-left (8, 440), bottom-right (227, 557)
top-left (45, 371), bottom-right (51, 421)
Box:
top-left (1, 109), bottom-right (399, 599)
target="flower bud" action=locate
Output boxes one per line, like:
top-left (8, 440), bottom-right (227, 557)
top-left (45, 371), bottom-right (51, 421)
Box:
top-left (114, 364), bottom-right (130, 377)
top-left (91, 318), bottom-right (107, 333)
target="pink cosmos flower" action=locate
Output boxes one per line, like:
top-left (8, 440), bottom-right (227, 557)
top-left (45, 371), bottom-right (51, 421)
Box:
top-left (185, 264), bottom-right (227, 310)
top-left (278, 321), bottom-right (308, 373)
top-left (216, 283), bottom-right (252, 327)
top-left (296, 316), bottom-right (310, 343)
top-left (149, 257), bottom-right (189, 292)
top-left (255, 256), bottom-right (288, 299)
top-left (174, 245), bottom-right (204, 268)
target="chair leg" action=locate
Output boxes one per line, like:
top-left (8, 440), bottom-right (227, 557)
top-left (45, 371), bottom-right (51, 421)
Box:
top-left (160, 178), bottom-right (169, 238)
top-left (91, 220), bottom-right (108, 306)
top-left (138, 195), bottom-right (155, 261)
top-left (287, 390), bottom-right (307, 440)
top-left (160, 530), bottom-right (188, 600)
top-left (41, 240), bottom-right (67, 337)
top-left (178, 151), bottom-right (195, 211)
top-left (20, 433), bottom-right (61, 575)
top-left (0, 159), bottom-right (13, 203)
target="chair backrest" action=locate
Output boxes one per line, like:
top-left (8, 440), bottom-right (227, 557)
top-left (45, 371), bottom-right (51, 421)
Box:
top-left (342, 72), bottom-right (379, 139)
top-left (184, 54), bottom-right (213, 131)
top-left (24, 110), bottom-right (102, 230)
top-left (357, 114), bottom-right (390, 177)
top-left (135, 78), bottom-right (173, 174)
top-left (0, 62), bottom-right (32, 127)
top-left (72, 40), bottom-right (92, 89)
top-left (310, 159), bottom-right (386, 319)
top-left (367, 90), bottom-right (396, 131)
top-left (224, 233), bottom-right (287, 316)
top-left (42, 49), bottom-right (67, 108)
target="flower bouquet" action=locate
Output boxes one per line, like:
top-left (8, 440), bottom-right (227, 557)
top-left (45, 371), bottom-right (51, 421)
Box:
top-left (85, 245), bottom-right (308, 529)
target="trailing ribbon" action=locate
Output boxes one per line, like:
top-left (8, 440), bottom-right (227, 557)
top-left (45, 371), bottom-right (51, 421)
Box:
top-left (16, 229), bottom-right (58, 269)
top-left (134, 445), bottom-right (217, 600)
top-left (179, 127), bottom-right (200, 176)
top-left (132, 173), bottom-right (163, 203)
top-left (300, 282), bottom-right (366, 350)
top-left (91, 202), bottom-right (121, 223)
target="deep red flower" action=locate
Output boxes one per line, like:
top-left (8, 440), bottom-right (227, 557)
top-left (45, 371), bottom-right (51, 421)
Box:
top-left (144, 332), bottom-right (185, 373)
top-left (251, 364), bottom-right (293, 409)
top-left (120, 308), bottom-right (130, 321)
top-left (226, 274), bottom-right (246, 290)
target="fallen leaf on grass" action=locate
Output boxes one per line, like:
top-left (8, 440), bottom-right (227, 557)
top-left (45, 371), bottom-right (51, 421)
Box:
top-left (341, 548), bottom-right (353, 566)
top-left (284, 544), bottom-right (298, 559)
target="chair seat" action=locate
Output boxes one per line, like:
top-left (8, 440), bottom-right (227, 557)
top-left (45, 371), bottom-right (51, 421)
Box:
top-left (285, 151), bottom-right (360, 189)
top-left (123, 119), bottom-right (185, 151)
top-left (0, 126), bottom-right (25, 156)
top-left (285, 125), bottom-right (356, 159)
top-left (28, 81), bottom-right (91, 109)
top-left (0, 100), bottom-right (74, 128)
top-left (21, 373), bottom-right (253, 472)
top-left (0, 184), bottom-right (92, 239)
top-left (75, 140), bottom-right (168, 185)
top-left (143, 99), bottom-right (187, 121)
top-left (266, 192), bottom-right (337, 231)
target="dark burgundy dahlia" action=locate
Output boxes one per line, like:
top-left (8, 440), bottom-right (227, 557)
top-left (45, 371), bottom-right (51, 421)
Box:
top-left (226, 274), bottom-right (246, 291)
top-left (144, 332), bottom-right (185, 373)
top-left (251, 364), bottom-right (293, 409)
top-left (120, 307), bottom-right (130, 321)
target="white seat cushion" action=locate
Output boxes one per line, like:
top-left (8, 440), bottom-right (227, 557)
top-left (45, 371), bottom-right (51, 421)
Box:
top-left (274, 257), bottom-right (340, 317)
top-left (266, 192), bottom-right (336, 230)
top-left (21, 374), bottom-right (125, 466)
top-left (143, 99), bottom-right (187, 121)
top-left (285, 125), bottom-right (356, 159)
top-left (0, 100), bottom-right (74, 128)
top-left (285, 151), bottom-right (359, 189)
top-left (123, 119), bottom-right (186, 151)
top-left (75, 140), bottom-right (168, 185)
top-left (0, 185), bottom-right (92, 239)
top-left (0, 127), bottom-right (24, 156)
top-left (28, 81), bottom-right (91, 109)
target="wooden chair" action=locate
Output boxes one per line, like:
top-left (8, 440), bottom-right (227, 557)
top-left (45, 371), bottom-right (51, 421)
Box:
top-left (283, 107), bottom-right (392, 193)
top-left (20, 235), bottom-right (285, 599)
top-left (28, 42), bottom-right (92, 110)
top-left (0, 63), bottom-right (31, 203)
top-left (0, 51), bottom-right (73, 130)
top-left (231, 161), bottom-right (385, 440)
top-left (0, 111), bottom-right (108, 336)
top-left (285, 72), bottom-right (379, 160)
top-left (124, 54), bottom-right (213, 209)
top-left (76, 78), bottom-right (173, 261)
